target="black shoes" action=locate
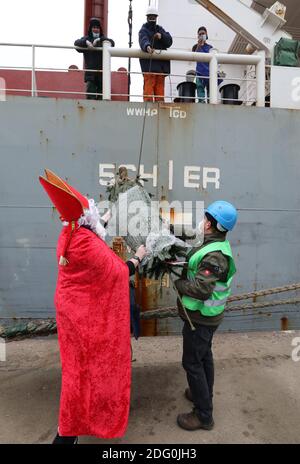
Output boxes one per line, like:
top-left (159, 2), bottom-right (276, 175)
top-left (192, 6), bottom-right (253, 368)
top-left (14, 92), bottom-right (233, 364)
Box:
top-left (52, 433), bottom-right (78, 444)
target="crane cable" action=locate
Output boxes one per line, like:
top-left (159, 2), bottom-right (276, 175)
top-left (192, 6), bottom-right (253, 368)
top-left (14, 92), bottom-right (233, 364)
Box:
top-left (136, 33), bottom-right (162, 181)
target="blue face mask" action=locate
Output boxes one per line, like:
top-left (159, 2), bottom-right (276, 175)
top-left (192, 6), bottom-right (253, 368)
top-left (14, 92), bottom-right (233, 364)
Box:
top-left (92, 32), bottom-right (100, 39)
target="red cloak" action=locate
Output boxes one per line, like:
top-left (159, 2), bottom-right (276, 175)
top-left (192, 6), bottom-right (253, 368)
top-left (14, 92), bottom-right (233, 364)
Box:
top-left (55, 226), bottom-right (130, 439)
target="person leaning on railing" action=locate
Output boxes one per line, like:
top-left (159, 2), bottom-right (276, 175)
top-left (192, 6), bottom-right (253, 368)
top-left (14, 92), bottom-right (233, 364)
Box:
top-left (192, 26), bottom-right (222, 103)
top-left (139, 6), bottom-right (173, 102)
top-left (74, 17), bottom-right (115, 101)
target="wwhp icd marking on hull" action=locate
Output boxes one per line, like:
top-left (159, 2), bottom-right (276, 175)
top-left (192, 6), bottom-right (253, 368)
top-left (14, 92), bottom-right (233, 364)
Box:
top-left (126, 107), bottom-right (187, 119)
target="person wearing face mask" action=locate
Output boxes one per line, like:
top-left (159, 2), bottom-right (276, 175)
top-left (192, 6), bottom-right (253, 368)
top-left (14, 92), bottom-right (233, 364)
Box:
top-left (74, 18), bottom-right (115, 100)
top-left (192, 27), bottom-right (213, 103)
top-left (139, 6), bottom-right (173, 102)
top-left (174, 201), bottom-right (238, 431)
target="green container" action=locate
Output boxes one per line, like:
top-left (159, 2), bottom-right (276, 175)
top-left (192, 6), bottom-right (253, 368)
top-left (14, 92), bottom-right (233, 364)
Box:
top-left (274, 38), bottom-right (300, 67)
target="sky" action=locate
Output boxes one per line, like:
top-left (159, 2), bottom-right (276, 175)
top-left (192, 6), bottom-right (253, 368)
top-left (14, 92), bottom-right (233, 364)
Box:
top-left (0, 0), bottom-right (150, 99)
top-left (0, 0), bottom-right (234, 100)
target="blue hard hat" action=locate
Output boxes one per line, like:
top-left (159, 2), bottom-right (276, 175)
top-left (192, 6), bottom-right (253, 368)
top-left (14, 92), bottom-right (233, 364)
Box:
top-left (205, 201), bottom-right (238, 232)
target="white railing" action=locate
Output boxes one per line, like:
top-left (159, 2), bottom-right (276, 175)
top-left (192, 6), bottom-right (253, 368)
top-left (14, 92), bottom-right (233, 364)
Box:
top-left (0, 42), bottom-right (82, 97)
top-left (102, 41), bottom-right (266, 106)
top-left (0, 42), bottom-right (266, 106)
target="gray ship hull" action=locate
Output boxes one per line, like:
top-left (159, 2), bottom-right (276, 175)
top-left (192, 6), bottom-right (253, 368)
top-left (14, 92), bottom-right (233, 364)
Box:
top-left (1, 97), bottom-right (299, 333)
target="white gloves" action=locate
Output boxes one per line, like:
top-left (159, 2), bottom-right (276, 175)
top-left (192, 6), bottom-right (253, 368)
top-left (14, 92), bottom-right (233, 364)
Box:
top-left (86, 40), bottom-right (94, 49)
top-left (93, 38), bottom-right (101, 47)
top-left (85, 39), bottom-right (101, 48)
top-left (101, 210), bottom-right (112, 224)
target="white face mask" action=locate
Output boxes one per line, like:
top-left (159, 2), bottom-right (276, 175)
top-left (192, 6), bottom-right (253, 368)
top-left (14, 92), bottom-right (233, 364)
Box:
top-left (92, 32), bottom-right (100, 39)
top-left (198, 220), bottom-right (205, 234)
top-left (199, 34), bottom-right (207, 41)
top-left (189, 220), bottom-right (204, 246)
top-left (147, 16), bottom-right (157, 23)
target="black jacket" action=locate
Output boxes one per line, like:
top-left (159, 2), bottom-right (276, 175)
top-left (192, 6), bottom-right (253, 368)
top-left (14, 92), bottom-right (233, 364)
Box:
top-left (139, 22), bottom-right (173, 74)
top-left (74, 31), bottom-right (114, 83)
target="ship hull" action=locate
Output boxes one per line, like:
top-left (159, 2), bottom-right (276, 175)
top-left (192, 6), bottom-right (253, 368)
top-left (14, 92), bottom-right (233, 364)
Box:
top-left (1, 97), bottom-right (299, 333)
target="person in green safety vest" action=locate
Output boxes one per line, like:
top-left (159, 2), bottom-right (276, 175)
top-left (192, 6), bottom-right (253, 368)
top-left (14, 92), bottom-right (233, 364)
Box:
top-left (175, 201), bottom-right (238, 431)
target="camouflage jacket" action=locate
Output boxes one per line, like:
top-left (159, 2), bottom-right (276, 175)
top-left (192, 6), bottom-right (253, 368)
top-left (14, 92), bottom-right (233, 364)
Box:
top-left (175, 231), bottom-right (230, 327)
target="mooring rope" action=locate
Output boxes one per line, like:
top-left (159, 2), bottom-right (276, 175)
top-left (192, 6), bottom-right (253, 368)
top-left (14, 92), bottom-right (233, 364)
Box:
top-left (1, 282), bottom-right (300, 340)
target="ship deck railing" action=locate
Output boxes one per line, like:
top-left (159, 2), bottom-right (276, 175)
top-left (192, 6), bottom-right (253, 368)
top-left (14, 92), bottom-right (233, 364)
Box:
top-left (0, 42), bottom-right (266, 106)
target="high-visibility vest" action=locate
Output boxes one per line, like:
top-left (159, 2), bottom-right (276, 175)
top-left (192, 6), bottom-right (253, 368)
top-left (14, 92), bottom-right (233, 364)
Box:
top-left (182, 240), bottom-right (236, 317)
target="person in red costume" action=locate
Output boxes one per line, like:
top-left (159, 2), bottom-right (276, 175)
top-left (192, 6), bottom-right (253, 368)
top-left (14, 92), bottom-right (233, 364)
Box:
top-left (39, 169), bottom-right (146, 444)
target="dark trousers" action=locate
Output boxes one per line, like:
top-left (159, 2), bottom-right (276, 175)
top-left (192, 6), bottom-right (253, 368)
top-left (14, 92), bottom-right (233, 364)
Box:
top-left (182, 321), bottom-right (217, 424)
top-left (196, 78), bottom-right (209, 103)
top-left (86, 78), bottom-right (103, 100)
